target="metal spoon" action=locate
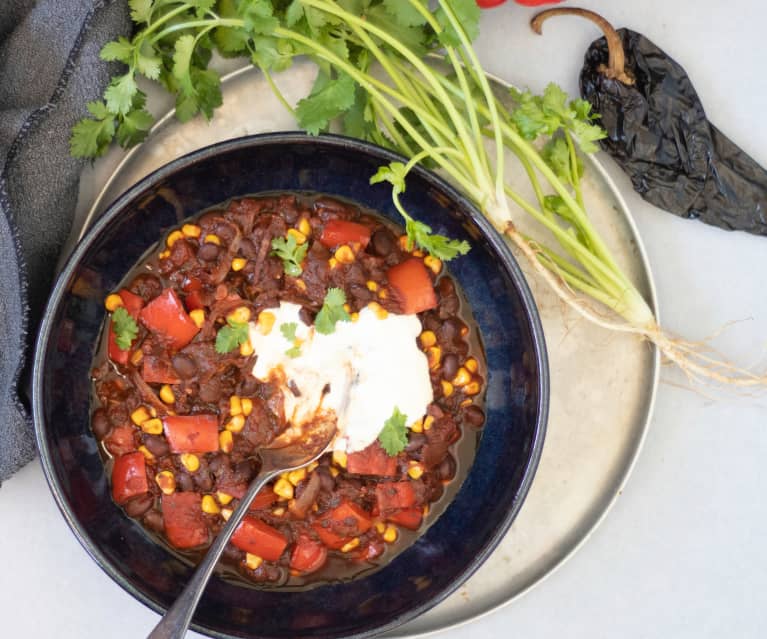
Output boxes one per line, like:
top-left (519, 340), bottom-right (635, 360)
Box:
top-left (147, 417), bottom-right (337, 639)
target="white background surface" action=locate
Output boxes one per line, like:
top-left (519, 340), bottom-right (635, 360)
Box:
top-left (3, 1), bottom-right (767, 637)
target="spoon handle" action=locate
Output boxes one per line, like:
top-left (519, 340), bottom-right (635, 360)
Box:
top-left (146, 467), bottom-right (280, 639)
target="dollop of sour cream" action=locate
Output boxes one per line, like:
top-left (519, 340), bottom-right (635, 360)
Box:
top-left (249, 301), bottom-right (433, 452)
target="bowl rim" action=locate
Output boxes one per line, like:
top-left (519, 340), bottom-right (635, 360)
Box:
top-left (32, 131), bottom-right (549, 639)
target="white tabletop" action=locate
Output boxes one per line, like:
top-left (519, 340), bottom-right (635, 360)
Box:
top-left (3, 1), bottom-right (766, 637)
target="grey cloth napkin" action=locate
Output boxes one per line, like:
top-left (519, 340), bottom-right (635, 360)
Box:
top-left (0, 0), bottom-right (130, 482)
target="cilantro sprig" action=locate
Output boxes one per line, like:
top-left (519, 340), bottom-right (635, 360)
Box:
top-left (378, 407), bottom-right (409, 456)
top-left (111, 306), bottom-right (139, 351)
top-left (314, 288), bottom-right (351, 335)
top-left (280, 322), bottom-right (302, 357)
top-left (271, 235), bottom-right (308, 277)
top-left (215, 317), bottom-right (250, 354)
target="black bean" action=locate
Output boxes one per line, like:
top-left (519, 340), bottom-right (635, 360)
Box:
top-left (405, 432), bottom-right (426, 452)
top-left (231, 459), bottom-right (256, 484)
top-left (437, 276), bottom-right (456, 297)
top-left (370, 228), bottom-right (395, 256)
top-left (176, 472), bottom-right (195, 492)
top-left (239, 375), bottom-right (259, 396)
top-left (239, 238), bottom-right (258, 259)
top-left (463, 405), bottom-right (485, 428)
top-left (437, 454), bottom-right (457, 481)
top-left (124, 493), bottom-right (153, 518)
top-left (223, 545), bottom-right (242, 562)
top-left (198, 378), bottom-right (222, 403)
top-left (91, 408), bottom-right (111, 440)
top-left (299, 307), bottom-right (316, 326)
top-left (439, 318), bottom-right (459, 341)
top-left (442, 353), bottom-right (459, 380)
top-left (208, 454), bottom-right (228, 477)
top-left (198, 243), bottom-right (220, 261)
top-left (195, 471), bottom-right (213, 493)
top-left (143, 435), bottom-right (170, 457)
top-left (129, 273), bottom-right (162, 300)
top-left (172, 353), bottom-right (198, 379)
top-left (143, 509), bottom-right (164, 532)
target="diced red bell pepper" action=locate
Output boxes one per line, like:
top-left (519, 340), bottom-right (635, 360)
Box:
top-left (139, 288), bottom-right (200, 350)
top-left (347, 441), bottom-right (398, 477)
top-left (386, 258), bottom-right (437, 314)
top-left (319, 220), bottom-right (371, 249)
top-left (141, 355), bottom-right (181, 384)
top-left (312, 499), bottom-right (373, 549)
top-left (162, 415), bottom-right (219, 453)
top-left (182, 277), bottom-right (205, 311)
top-left (249, 488), bottom-right (278, 510)
top-left (162, 492), bottom-right (209, 549)
top-left (290, 534), bottom-right (328, 573)
top-left (375, 481), bottom-right (417, 513)
top-left (111, 451), bottom-right (148, 505)
top-left (387, 506), bottom-right (423, 531)
top-left (103, 425), bottom-right (137, 457)
top-left (107, 289), bottom-right (146, 365)
top-left (311, 523), bottom-right (350, 550)
top-left (231, 516), bottom-right (288, 561)
top-left (476, 0), bottom-right (506, 6)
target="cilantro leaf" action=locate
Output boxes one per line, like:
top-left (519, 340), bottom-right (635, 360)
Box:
top-left (295, 72), bottom-right (356, 135)
top-left (172, 35), bottom-right (196, 97)
top-left (436, 0), bottom-right (480, 48)
top-left (271, 235), bottom-right (308, 277)
top-left (370, 161), bottom-right (407, 195)
top-left (128, 0), bottom-right (153, 25)
top-left (315, 288), bottom-right (351, 335)
top-left (285, 344), bottom-right (302, 358)
top-left (104, 73), bottom-right (138, 116)
top-left (136, 43), bottom-right (162, 80)
top-left (215, 318), bottom-right (250, 354)
top-left (382, 0), bottom-right (428, 27)
top-left (70, 109), bottom-right (116, 158)
top-left (240, 0), bottom-right (279, 34)
top-left (280, 322), bottom-right (298, 342)
top-left (541, 137), bottom-right (577, 185)
top-left (116, 108), bottom-right (155, 147)
top-left (378, 407), bottom-right (408, 456)
top-left (112, 306), bottom-right (138, 351)
top-left (100, 37), bottom-right (134, 64)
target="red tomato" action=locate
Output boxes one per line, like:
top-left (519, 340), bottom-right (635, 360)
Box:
top-left (162, 492), bottom-right (209, 549)
top-left (319, 220), bottom-right (371, 249)
top-left (103, 425), bottom-right (137, 457)
top-left (387, 506), bottom-right (423, 531)
top-left (290, 534), bottom-right (328, 573)
top-left (162, 415), bottom-right (219, 453)
top-left (375, 481), bottom-right (417, 513)
top-left (386, 258), bottom-right (438, 314)
top-left (141, 355), bottom-right (180, 384)
top-left (231, 517), bottom-right (288, 561)
top-left (107, 288), bottom-right (145, 365)
top-left (111, 452), bottom-right (148, 504)
top-left (347, 441), bottom-right (398, 477)
top-left (139, 288), bottom-right (200, 350)
top-left (476, 0), bottom-right (507, 6)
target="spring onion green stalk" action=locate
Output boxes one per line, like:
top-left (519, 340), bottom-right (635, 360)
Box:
top-left (70, 0), bottom-right (765, 386)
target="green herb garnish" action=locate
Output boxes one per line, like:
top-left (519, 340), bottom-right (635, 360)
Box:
top-left (378, 407), bottom-right (408, 456)
top-left (111, 306), bottom-right (139, 351)
top-left (271, 235), bottom-right (308, 277)
top-left (314, 288), bottom-right (351, 335)
top-left (215, 318), bottom-right (250, 354)
top-left (280, 322), bottom-right (302, 357)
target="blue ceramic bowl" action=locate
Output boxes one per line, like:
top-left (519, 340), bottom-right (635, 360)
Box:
top-left (33, 133), bottom-right (548, 639)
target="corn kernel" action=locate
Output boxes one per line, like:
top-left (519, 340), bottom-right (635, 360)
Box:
top-left (366, 280), bottom-right (378, 292)
top-left (257, 310), bottom-right (276, 335)
top-left (272, 507), bottom-right (286, 516)
top-left (329, 467), bottom-right (340, 477)
top-left (155, 471), bottom-right (175, 495)
top-left (398, 235), bottom-right (410, 251)
top-left (367, 301), bottom-right (388, 320)
top-left (340, 538), bottom-right (360, 553)
top-left (465, 381), bottom-right (481, 396)
top-left (229, 395), bottom-right (242, 416)
top-left (158, 250), bottom-right (171, 260)
top-left (231, 257), bottom-right (247, 272)
top-left (307, 461), bottom-right (319, 473)
top-left (130, 349), bottom-right (144, 366)
top-left (343, 303), bottom-right (351, 313)
top-left (407, 463), bottom-right (424, 480)
top-left (452, 367), bottom-right (472, 387)
top-left (286, 228), bottom-right (307, 245)
top-left (427, 346), bottom-right (441, 369)
top-left (226, 415), bottom-right (245, 433)
top-left (159, 384), bottom-right (175, 404)
top-left (375, 522), bottom-right (387, 534)
top-left (219, 430), bottom-right (233, 453)
top-left (241, 398), bottom-right (253, 416)
top-left (239, 340), bottom-right (254, 357)
top-left (204, 234), bottom-right (221, 246)
top-left (465, 357), bottom-right (479, 373)
top-left (424, 255), bottom-right (442, 275)
top-left (460, 399), bottom-right (473, 408)
top-left (410, 418), bottom-right (423, 434)
top-left (228, 306), bottom-right (251, 324)
top-left (412, 249), bottom-right (424, 258)
top-left (273, 478), bottom-right (294, 500)
top-left (351, 312), bottom-right (359, 322)
top-left (181, 223), bottom-right (201, 238)
top-left (180, 453), bottom-right (200, 473)
top-left (332, 450), bottom-right (347, 469)
top-left (460, 325), bottom-right (469, 337)
top-left (423, 505), bottom-right (430, 517)
top-left (419, 331), bottom-right (437, 348)
top-left (245, 553), bottom-right (263, 570)
top-left (138, 445), bottom-right (154, 462)
top-left (104, 294), bottom-right (123, 311)
top-left (423, 415), bottom-right (434, 431)
top-left (131, 407), bottom-right (151, 425)
top-left (141, 418), bottom-right (163, 435)
top-left (333, 245), bottom-right (354, 264)
top-left (217, 492), bottom-right (234, 505)
top-left (383, 525), bottom-right (398, 543)
top-left (166, 230), bottom-right (184, 248)
top-left (378, 289), bottom-right (388, 300)
top-left (201, 495), bottom-right (220, 514)
top-left (298, 218), bottom-right (312, 236)
top-left (441, 380), bottom-right (454, 398)
top-left (189, 309), bottom-right (205, 328)
top-left (221, 508), bottom-right (233, 521)
top-left (149, 407), bottom-right (157, 418)
top-left (287, 468), bottom-right (307, 486)
top-left (295, 279), bottom-right (307, 291)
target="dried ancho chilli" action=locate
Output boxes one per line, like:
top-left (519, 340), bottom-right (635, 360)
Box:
top-left (532, 8), bottom-right (767, 236)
